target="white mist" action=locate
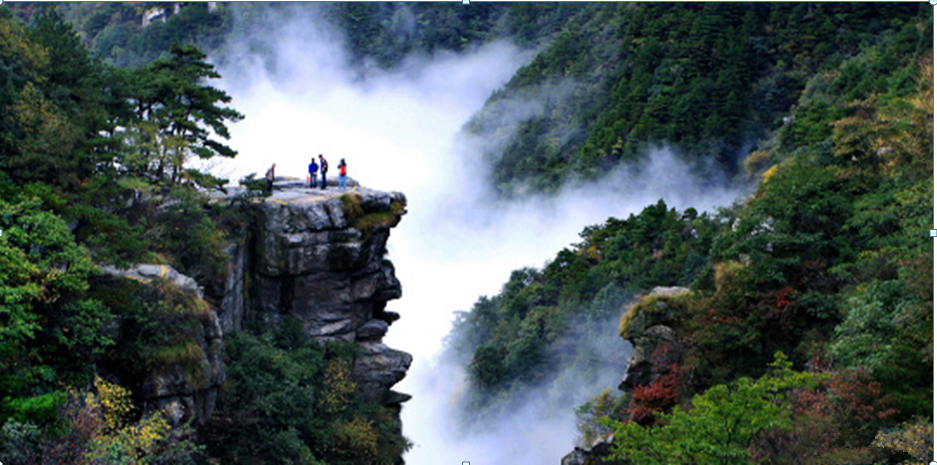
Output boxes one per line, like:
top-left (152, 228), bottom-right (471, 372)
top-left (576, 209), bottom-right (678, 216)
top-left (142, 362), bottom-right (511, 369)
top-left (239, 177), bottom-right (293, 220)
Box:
top-left (208, 6), bottom-right (740, 463)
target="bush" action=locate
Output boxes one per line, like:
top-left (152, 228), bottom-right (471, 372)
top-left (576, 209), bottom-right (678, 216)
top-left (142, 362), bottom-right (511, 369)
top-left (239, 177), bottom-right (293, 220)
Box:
top-left (94, 278), bottom-right (214, 394)
top-left (203, 324), bottom-right (411, 464)
top-left (604, 353), bottom-right (826, 464)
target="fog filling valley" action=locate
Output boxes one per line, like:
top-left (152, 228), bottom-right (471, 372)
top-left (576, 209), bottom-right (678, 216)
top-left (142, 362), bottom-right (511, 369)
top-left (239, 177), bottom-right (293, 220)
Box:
top-left (207, 6), bottom-right (741, 463)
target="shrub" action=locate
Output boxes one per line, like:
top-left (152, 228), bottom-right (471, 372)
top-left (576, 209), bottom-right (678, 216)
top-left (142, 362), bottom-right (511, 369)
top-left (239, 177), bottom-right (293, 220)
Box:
top-left (872, 417), bottom-right (933, 462)
top-left (626, 363), bottom-right (681, 426)
top-left (34, 377), bottom-right (202, 464)
top-left (339, 193), bottom-right (365, 220)
top-left (604, 353), bottom-right (827, 464)
top-left (575, 388), bottom-right (629, 447)
top-left (203, 326), bottom-right (411, 464)
top-left (94, 278), bottom-right (214, 394)
top-left (356, 202), bottom-right (406, 238)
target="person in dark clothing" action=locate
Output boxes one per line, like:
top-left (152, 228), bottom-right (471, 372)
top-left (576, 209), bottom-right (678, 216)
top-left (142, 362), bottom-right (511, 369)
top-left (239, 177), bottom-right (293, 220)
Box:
top-left (318, 154), bottom-right (329, 189)
top-left (308, 157), bottom-right (318, 188)
top-left (265, 163), bottom-right (276, 191)
top-left (338, 158), bottom-right (348, 189)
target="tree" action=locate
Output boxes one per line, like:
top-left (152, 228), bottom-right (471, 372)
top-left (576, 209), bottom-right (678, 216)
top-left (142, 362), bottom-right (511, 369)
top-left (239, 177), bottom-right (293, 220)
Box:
top-left (28, 5), bottom-right (95, 113)
top-left (603, 353), bottom-right (826, 465)
top-left (131, 42), bottom-right (243, 183)
top-left (0, 198), bottom-right (111, 418)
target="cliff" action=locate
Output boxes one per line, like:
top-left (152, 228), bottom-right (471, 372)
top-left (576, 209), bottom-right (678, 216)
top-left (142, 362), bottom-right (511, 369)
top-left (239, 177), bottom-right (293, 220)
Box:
top-left (227, 182), bottom-right (412, 406)
top-left (561, 286), bottom-right (689, 465)
top-left (617, 286), bottom-right (689, 392)
top-left (103, 182), bottom-right (411, 426)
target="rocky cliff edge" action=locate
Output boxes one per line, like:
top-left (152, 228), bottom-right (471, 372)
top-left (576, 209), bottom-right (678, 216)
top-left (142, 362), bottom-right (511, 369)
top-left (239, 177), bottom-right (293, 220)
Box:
top-left (228, 182), bottom-right (412, 406)
top-left (104, 182), bottom-right (412, 424)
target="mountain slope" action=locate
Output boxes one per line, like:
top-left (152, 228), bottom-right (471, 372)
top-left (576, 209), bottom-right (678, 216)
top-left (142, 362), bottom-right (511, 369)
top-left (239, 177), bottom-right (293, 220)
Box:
top-left (466, 2), bottom-right (930, 196)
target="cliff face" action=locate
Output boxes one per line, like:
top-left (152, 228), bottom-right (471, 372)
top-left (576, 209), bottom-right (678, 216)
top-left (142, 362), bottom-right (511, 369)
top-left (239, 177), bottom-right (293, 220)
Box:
top-left (561, 286), bottom-right (689, 465)
top-left (107, 184), bottom-right (411, 426)
top-left (221, 184), bottom-right (412, 405)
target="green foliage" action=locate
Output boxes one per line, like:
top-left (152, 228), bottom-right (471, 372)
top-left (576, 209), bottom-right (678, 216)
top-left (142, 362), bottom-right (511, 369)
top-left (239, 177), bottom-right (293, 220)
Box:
top-left (467, 3), bottom-right (929, 196)
top-left (0, 197), bottom-right (112, 417)
top-left (693, 56), bottom-right (931, 389)
top-left (0, 11), bottom-right (251, 439)
top-left (148, 186), bottom-right (230, 282)
top-left (131, 42), bottom-right (243, 182)
top-left (453, 8), bottom-right (933, 453)
top-left (0, 418), bottom-right (41, 464)
top-left (203, 323), bottom-right (410, 464)
top-left (3, 391), bottom-right (66, 426)
top-left (604, 353), bottom-right (825, 464)
top-left (468, 344), bottom-right (506, 390)
top-left (67, 203), bottom-right (150, 267)
top-left (340, 193), bottom-right (366, 220)
top-left (447, 200), bottom-right (710, 427)
top-left (0, 7), bottom-right (241, 273)
top-left (10, 3), bottom-right (579, 74)
top-left (93, 277), bottom-right (214, 394)
top-left (0, 378), bottom-right (203, 464)
top-left (340, 193), bottom-right (406, 240)
top-left (872, 417), bottom-right (933, 462)
top-left (574, 388), bottom-right (629, 447)
top-left (830, 280), bottom-right (909, 374)
top-left (618, 291), bottom-right (690, 340)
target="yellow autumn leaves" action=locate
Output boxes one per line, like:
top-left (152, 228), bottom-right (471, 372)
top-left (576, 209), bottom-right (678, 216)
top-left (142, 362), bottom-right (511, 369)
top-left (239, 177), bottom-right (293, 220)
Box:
top-left (66, 377), bottom-right (175, 464)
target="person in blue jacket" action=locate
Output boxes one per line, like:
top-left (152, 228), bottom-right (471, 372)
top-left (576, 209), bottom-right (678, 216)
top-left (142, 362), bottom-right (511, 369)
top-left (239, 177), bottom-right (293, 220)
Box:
top-left (308, 157), bottom-right (318, 188)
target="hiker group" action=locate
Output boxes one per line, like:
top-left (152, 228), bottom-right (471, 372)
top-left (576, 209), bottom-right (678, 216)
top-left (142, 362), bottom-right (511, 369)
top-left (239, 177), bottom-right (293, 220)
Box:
top-left (264, 155), bottom-right (349, 192)
top-left (307, 154), bottom-right (348, 190)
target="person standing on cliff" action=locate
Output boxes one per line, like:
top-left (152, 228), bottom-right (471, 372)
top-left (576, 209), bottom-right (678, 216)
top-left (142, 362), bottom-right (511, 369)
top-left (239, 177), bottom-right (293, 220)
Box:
top-left (265, 163), bottom-right (276, 191)
top-left (308, 157), bottom-right (318, 188)
top-left (338, 158), bottom-right (347, 189)
top-left (318, 154), bottom-right (329, 189)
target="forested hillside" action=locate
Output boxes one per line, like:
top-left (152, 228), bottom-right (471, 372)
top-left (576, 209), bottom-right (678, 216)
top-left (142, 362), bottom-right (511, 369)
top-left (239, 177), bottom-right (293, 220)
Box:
top-left (0, 4), bottom-right (239, 461)
top-left (466, 3), bottom-right (931, 196)
top-left (0, 5), bottom-right (411, 463)
top-left (1, 2), bottom-right (933, 464)
top-left (5, 2), bottom-right (580, 69)
top-left (447, 4), bottom-right (934, 463)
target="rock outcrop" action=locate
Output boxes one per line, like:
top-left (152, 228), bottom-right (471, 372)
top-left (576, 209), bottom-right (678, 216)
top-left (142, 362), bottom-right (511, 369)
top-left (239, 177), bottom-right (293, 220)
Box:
top-left (137, 309), bottom-right (225, 426)
top-left (561, 435), bottom-right (618, 465)
top-left (101, 263), bottom-right (204, 297)
top-left (220, 184), bottom-right (412, 406)
top-left (618, 286), bottom-right (689, 391)
top-left (100, 264), bottom-right (225, 426)
top-left (101, 184), bottom-right (411, 426)
top-left (560, 287), bottom-right (690, 464)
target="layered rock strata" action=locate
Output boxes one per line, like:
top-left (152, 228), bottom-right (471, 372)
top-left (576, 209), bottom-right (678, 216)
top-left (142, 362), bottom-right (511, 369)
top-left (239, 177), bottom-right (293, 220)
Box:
top-left (103, 184), bottom-right (412, 425)
top-left (222, 184), bottom-right (412, 406)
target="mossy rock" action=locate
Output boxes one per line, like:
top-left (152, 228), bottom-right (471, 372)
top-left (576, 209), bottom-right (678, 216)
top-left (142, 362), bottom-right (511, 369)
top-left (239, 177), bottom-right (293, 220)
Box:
top-left (341, 193), bottom-right (406, 240)
top-left (618, 287), bottom-right (691, 341)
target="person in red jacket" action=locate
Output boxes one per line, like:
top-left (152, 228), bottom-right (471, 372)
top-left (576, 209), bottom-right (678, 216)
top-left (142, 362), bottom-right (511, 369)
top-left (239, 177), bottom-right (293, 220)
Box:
top-left (339, 158), bottom-right (348, 189)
